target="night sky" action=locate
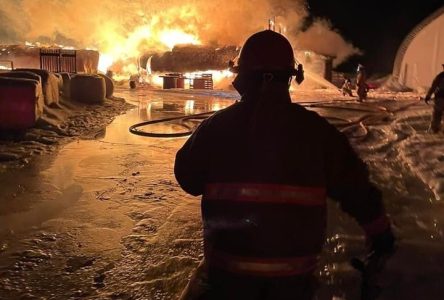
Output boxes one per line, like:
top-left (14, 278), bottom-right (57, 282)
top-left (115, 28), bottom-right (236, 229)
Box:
top-left (307, 0), bottom-right (443, 75)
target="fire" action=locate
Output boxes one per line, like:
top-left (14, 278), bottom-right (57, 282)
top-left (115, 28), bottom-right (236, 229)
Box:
top-left (97, 53), bottom-right (114, 74)
top-left (98, 26), bottom-right (201, 75)
top-left (159, 30), bottom-right (201, 50)
top-left (149, 69), bottom-right (234, 89)
top-left (97, 5), bottom-right (202, 75)
top-left (20, 5), bottom-right (232, 87)
top-left (183, 70), bottom-right (233, 83)
top-left (184, 100), bottom-right (195, 114)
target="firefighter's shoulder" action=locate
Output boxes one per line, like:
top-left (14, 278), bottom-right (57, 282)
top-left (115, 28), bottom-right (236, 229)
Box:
top-left (288, 102), bottom-right (334, 131)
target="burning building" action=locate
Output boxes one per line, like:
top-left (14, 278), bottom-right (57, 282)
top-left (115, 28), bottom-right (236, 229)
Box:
top-left (0, 45), bottom-right (100, 74)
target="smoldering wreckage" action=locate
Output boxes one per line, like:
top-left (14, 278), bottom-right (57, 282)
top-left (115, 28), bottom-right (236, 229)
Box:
top-left (1, 2), bottom-right (444, 300)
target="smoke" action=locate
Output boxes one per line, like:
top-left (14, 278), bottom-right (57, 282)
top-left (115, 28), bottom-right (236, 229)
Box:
top-left (0, 0), bottom-right (359, 65)
top-left (294, 19), bottom-right (362, 66)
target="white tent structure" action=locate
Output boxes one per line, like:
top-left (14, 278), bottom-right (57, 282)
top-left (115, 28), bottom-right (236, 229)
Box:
top-left (393, 5), bottom-right (444, 92)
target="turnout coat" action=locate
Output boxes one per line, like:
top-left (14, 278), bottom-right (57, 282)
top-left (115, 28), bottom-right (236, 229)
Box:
top-left (175, 93), bottom-right (389, 277)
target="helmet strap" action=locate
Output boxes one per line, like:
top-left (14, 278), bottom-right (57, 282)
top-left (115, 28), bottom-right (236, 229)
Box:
top-left (233, 71), bottom-right (293, 97)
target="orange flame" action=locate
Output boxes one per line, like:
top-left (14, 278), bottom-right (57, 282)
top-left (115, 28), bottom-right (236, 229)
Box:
top-left (97, 5), bottom-right (202, 76)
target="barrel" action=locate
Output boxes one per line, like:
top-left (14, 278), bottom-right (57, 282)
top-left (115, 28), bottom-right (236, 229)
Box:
top-left (162, 76), bottom-right (177, 89)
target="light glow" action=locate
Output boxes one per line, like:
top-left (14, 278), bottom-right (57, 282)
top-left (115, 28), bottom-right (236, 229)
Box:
top-left (159, 30), bottom-right (201, 50)
top-left (96, 6), bottom-right (202, 75)
top-left (184, 100), bottom-right (195, 114)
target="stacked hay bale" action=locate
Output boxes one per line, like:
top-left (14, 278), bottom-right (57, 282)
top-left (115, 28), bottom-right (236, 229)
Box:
top-left (97, 73), bottom-right (114, 98)
top-left (15, 68), bottom-right (60, 107)
top-left (53, 73), bottom-right (64, 92)
top-left (0, 71), bottom-right (42, 85)
top-left (147, 45), bottom-right (239, 73)
top-left (57, 72), bottom-right (72, 98)
top-left (0, 71), bottom-right (44, 119)
top-left (0, 77), bottom-right (44, 130)
top-left (70, 74), bottom-right (106, 104)
top-left (0, 67), bottom-right (115, 130)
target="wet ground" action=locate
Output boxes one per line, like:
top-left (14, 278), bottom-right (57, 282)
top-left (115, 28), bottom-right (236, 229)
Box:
top-left (1, 87), bottom-right (444, 299)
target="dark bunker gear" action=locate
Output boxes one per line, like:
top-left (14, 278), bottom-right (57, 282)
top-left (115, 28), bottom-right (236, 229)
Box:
top-left (175, 30), bottom-right (392, 300)
top-left (426, 70), bottom-right (444, 133)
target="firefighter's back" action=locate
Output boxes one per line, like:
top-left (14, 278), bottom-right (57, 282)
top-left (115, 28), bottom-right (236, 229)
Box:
top-left (195, 100), bottom-right (330, 300)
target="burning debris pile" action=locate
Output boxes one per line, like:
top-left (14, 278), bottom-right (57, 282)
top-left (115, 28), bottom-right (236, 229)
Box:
top-left (145, 45), bottom-right (239, 73)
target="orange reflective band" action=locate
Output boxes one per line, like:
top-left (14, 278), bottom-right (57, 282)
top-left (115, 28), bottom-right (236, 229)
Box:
top-left (210, 251), bottom-right (319, 277)
top-left (205, 183), bottom-right (326, 206)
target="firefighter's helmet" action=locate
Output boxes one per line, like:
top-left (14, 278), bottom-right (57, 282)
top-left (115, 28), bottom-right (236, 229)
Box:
top-left (230, 30), bottom-right (304, 84)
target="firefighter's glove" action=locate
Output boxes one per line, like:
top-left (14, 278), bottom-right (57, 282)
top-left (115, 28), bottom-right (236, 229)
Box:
top-left (369, 228), bottom-right (395, 256)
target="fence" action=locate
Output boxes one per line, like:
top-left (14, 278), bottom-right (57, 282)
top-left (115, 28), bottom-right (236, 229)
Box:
top-left (40, 49), bottom-right (77, 73)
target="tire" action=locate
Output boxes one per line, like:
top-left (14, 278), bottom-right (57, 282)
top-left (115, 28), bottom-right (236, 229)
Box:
top-left (70, 74), bottom-right (106, 104)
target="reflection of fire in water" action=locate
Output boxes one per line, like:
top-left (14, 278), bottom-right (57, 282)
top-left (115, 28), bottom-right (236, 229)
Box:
top-left (184, 100), bottom-right (195, 115)
top-left (138, 102), bottom-right (151, 121)
top-left (210, 102), bottom-right (222, 111)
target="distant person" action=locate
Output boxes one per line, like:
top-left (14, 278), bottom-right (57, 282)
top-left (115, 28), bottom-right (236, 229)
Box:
top-left (342, 77), bottom-right (353, 97)
top-left (356, 64), bottom-right (368, 102)
top-left (175, 30), bottom-right (394, 300)
top-left (425, 64), bottom-right (444, 133)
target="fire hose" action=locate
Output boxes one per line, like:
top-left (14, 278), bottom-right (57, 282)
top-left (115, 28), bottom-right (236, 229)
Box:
top-left (128, 98), bottom-right (421, 299)
top-left (129, 111), bottom-right (216, 138)
top-left (128, 99), bottom-right (421, 140)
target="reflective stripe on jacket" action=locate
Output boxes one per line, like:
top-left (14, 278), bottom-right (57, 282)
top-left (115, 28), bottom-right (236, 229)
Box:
top-left (203, 183), bottom-right (327, 276)
top-left (174, 97), bottom-right (390, 277)
top-left (205, 183), bottom-right (325, 205)
top-left (210, 249), bottom-right (318, 277)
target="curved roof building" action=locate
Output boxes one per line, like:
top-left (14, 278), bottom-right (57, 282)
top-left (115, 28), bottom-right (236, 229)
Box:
top-left (393, 5), bottom-right (444, 91)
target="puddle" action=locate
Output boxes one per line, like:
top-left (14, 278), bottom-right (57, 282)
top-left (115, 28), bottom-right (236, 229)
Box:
top-left (100, 90), bottom-right (236, 145)
top-left (2, 88), bottom-right (442, 299)
top-left (0, 89), bottom-right (236, 237)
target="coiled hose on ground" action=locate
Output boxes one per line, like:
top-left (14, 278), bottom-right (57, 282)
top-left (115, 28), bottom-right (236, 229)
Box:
top-left (129, 99), bottom-right (421, 139)
top-left (129, 111), bottom-right (216, 138)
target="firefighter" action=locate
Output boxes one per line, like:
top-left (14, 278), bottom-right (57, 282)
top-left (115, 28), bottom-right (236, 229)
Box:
top-left (175, 30), bottom-right (395, 300)
top-left (425, 64), bottom-right (444, 133)
top-left (356, 64), bottom-right (368, 102)
top-left (342, 76), bottom-right (353, 97)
